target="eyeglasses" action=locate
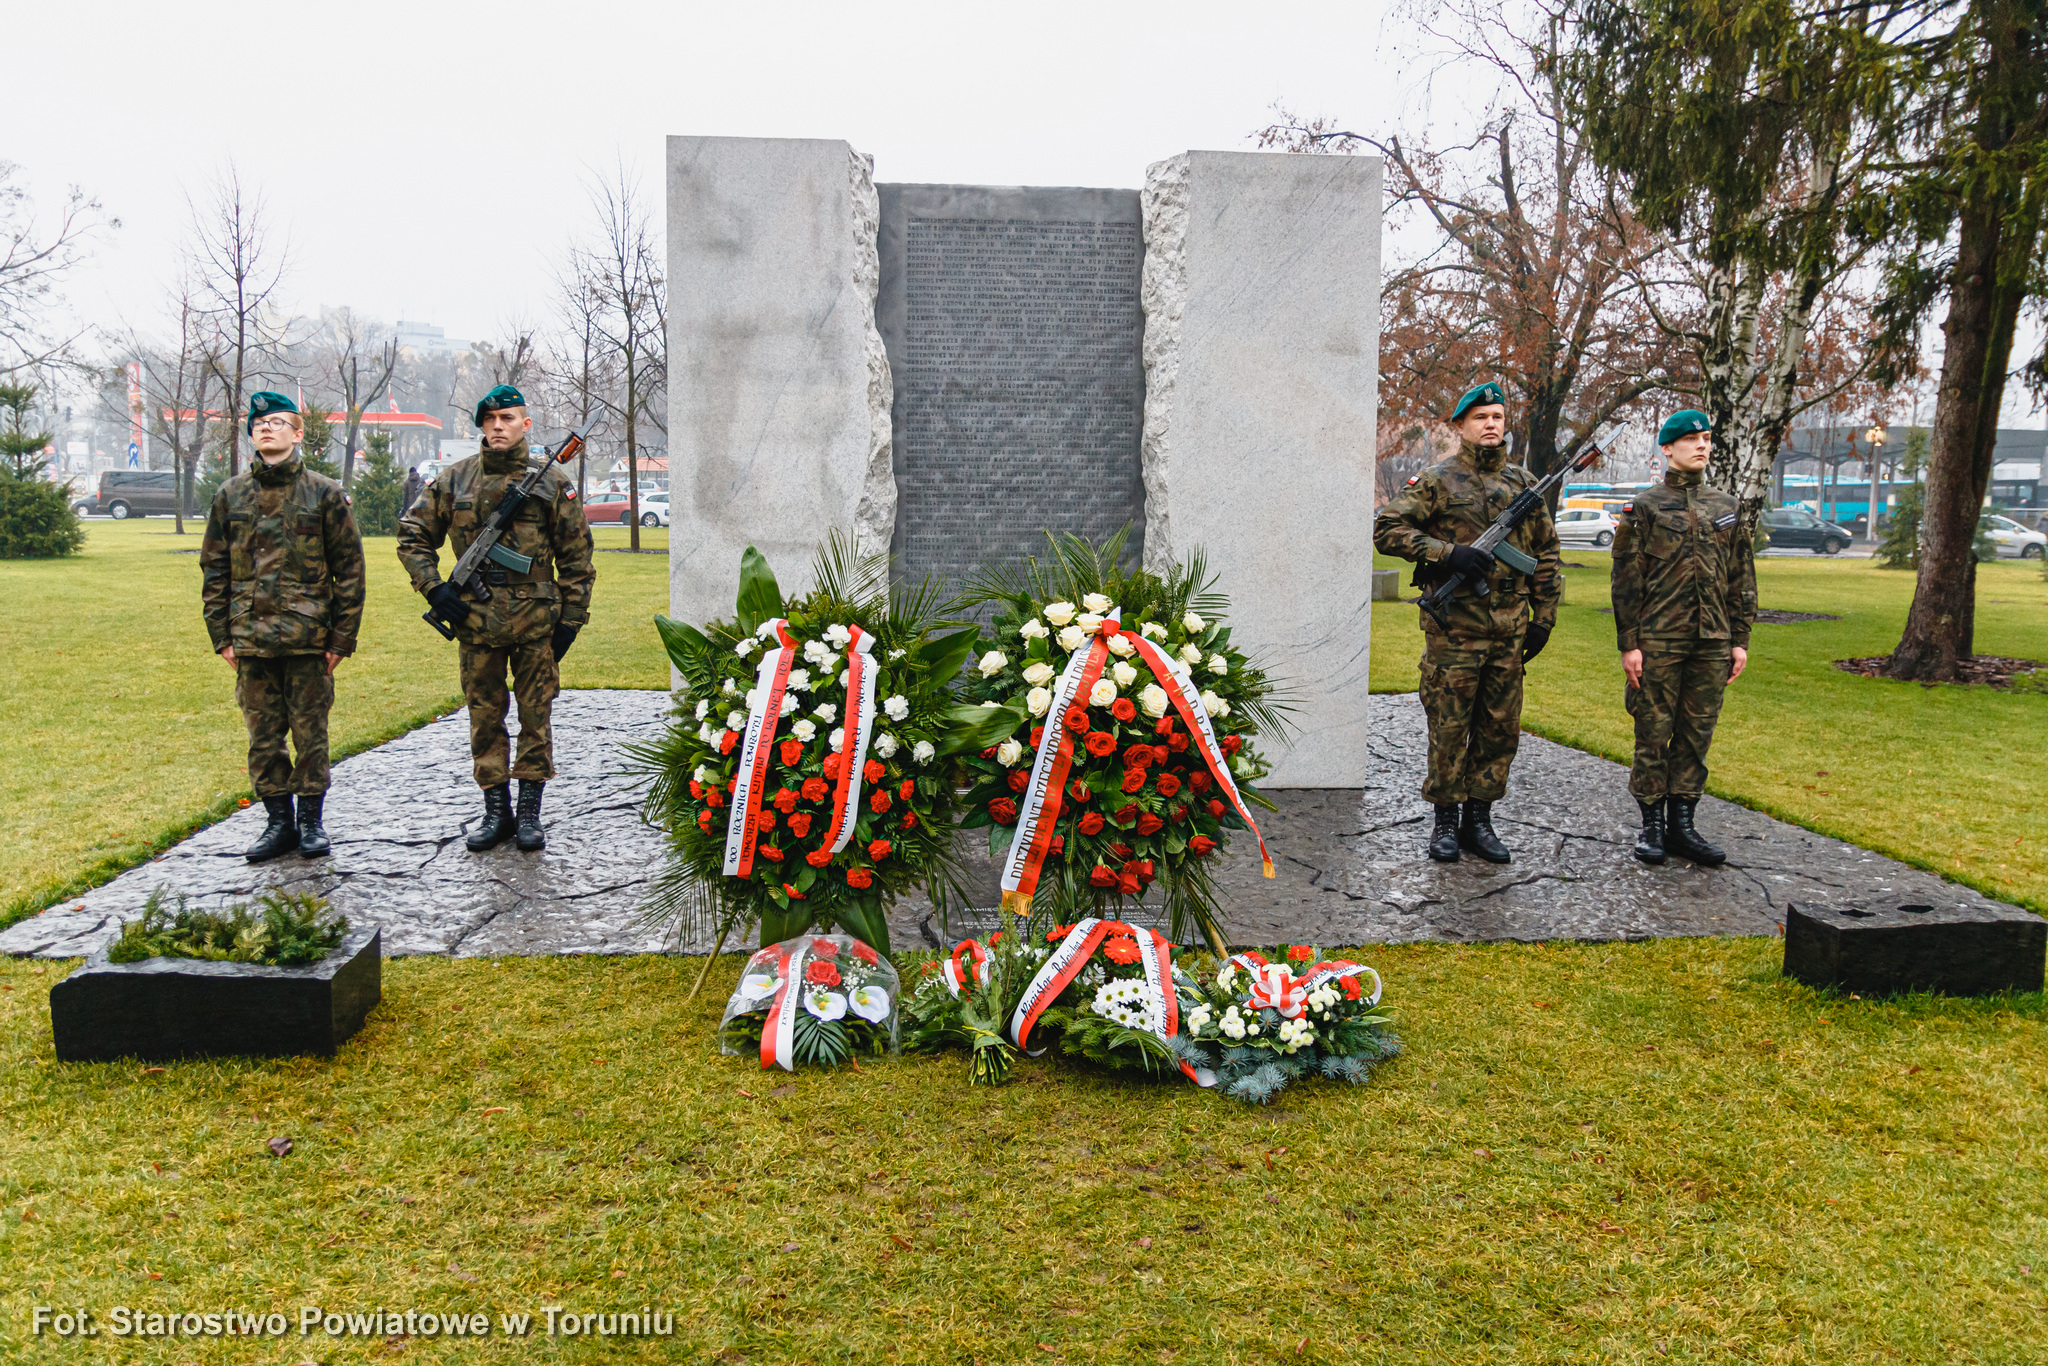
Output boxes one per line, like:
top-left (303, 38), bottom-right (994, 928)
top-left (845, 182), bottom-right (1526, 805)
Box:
top-left (251, 417), bottom-right (297, 433)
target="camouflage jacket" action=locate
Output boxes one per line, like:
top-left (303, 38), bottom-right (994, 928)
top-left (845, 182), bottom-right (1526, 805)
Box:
top-left (1372, 440), bottom-right (1563, 640)
top-left (199, 453), bottom-right (366, 658)
top-left (395, 440), bottom-right (595, 648)
top-left (1610, 469), bottom-right (1757, 652)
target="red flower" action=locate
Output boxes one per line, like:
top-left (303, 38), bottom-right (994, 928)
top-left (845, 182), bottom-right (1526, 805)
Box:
top-left (1188, 835), bottom-right (1218, 857)
top-left (867, 839), bottom-right (893, 862)
top-left (1109, 841), bottom-right (1133, 860)
top-left (1103, 936), bottom-right (1141, 964)
top-left (801, 776), bottom-right (829, 803)
top-left (754, 809), bottom-right (777, 831)
top-left (1188, 771), bottom-right (1213, 794)
top-left (989, 797), bottom-right (1019, 825)
top-left (1119, 768), bottom-right (1147, 795)
top-left (853, 941), bottom-right (881, 965)
top-left (846, 866), bottom-right (874, 889)
top-left (696, 811), bottom-right (714, 831)
top-left (805, 848), bottom-right (833, 867)
top-left (1030, 725), bottom-right (1045, 748)
top-left (1111, 698), bottom-right (1137, 722)
top-left (1168, 732), bottom-right (1189, 753)
top-left (1155, 773), bottom-right (1182, 798)
top-left (899, 779), bottom-right (916, 801)
top-left (1153, 717), bottom-right (1176, 736)
top-left (1135, 812), bottom-right (1164, 836)
top-left (1132, 859), bottom-right (1155, 883)
top-left (1340, 976), bottom-right (1363, 1000)
top-left (688, 779), bottom-right (704, 800)
top-left (1116, 869), bottom-right (1141, 895)
top-left (779, 737), bottom-right (804, 768)
top-left (811, 938), bottom-right (840, 957)
top-left (772, 787), bottom-right (799, 814)
top-left (1221, 734), bottom-right (1243, 756)
top-left (822, 753), bottom-right (846, 780)
top-left (900, 810), bottom-right (918, 830)
top-left (1123, 745), bottom-right (1153, 770)
top-left (1152, 745), bottom-right (1172, 766)
top-left (1287, 944), bottom-right (1314, 962)
top-left (1008, 770), bottom-right (1030, 793)
top-left (864, 758), bottom-right (886, 784)
top-left (1104, 923), bottom-right (1135, 937)
top-left (870, 790), bottom-right (893, 814)
top-left (1068, 780), bottom-right (1092, 803)
top-left (1208, 799), bottom-right (1227, 818)
top-left (783, 883), bottom-right (806, 899)
top-left (1088, 865), bottom-right (1118, 888)
top-left (704, 786), bottom-right (726, 809)
top-left (788, 812), bottom-right (813, 839)
top-left (1171, 804), bottom-right (1189, 824)
top-left (1064, 706), bottom-right (1091, 734)
top-left (981, 746), bottom-right (999, 759)
top-left (1113, 803), bottom-right (1139, 825)
top-left (1050, 835), bottom-right (1065, 855)
top-left (718, 730), bottom-right (738, 755)
top-left (1084, 731), bottom-right (1118, 758)
top-left (806, 960), bottom-right (842, 986)
top-left (1047, 924), bottom-right (1071, 942)
top-left (1078, 811), bottom-right (1105, 835)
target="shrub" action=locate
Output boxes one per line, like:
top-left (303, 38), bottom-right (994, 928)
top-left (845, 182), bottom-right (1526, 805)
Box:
top-left (349, 431), bottom-right (405, 536)
top-left (107, 887), bottom-right (348, 967)
top-left (0, 470), bottom-right (85, 558)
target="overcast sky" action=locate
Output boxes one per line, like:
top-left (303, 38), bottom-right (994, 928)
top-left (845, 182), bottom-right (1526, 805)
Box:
top-left (20, 0), bottom-right (1423, 345)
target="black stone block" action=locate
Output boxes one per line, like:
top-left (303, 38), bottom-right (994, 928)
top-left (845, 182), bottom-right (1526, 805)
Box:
top-left (1783, 903), bottom-right (2044, 997)
top-left (50, 928), bottom-right (381, 1062)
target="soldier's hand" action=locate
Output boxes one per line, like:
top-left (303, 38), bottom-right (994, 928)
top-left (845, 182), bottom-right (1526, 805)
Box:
top-left (551, 623), bottom-right (581, 663)
top-left (1621, 648), bottom-right (1644, 688)
top-left (1728, 646), bottom-right (1748, 683)
top-left (219, 646), bottom-right (238, 671)
top-left (1446, 545), bottom-right (1493, 580)
top-left (325, 651), bottom-right (342, 675)
top-left (427, 582), bottom-right (466, 624)
top-left (1521, 622), bottom-right (1552, 664)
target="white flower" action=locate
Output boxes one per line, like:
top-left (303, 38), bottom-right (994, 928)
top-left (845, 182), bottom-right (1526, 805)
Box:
top-left (722, 678), bottom-right (739, 695)
top-left (694, 699), bottom-right (709, 720)
top-left (1082, 592), bottom-right (1112, 613)
top-left (726, 710), bottom-right (747, 732)
top-left (816, 653), bottom-right (839, 676)
top-left (692, 765), bottom-right (710, 783)
top-left (1022, 661), bottom-right (1055, 687)
top-left (813, 702), bottom-right (838, 723)
top-left (829, 728), bottom-right (846, 753)
top-left (1026, 686), bottom-right (1053, 717)
top-left (839, 670), bottom-right (851, 689)
top-left (757, 619), bottom-right (781, 641)
top-left (1140, 622), bottom-right (1168, 641)
top-left (1043, 601), bottom-right (1078, 627)
top-left (884, 694), bottom-right (910, 721)
top-left (887, 647), bottom-right (906, 660)
top-left (1182, 611), bottom-right (1206, 633)
top-left (784, 668), bottom-right (811, 693)
top-left (1207, 653), bottom-right (1229, 676)
top-left (1246, 1022), bottom-right (1260, 1036)
top-left (874, 732), bottom-right (899, 758)
top-left (1111, 661), bottom-right (1138, 688)
top-left (1056, 625), bottom-right (1086, 652)
top-left (1200, 690), bottom-right (1230, 718)
top-left (778, 692), bottom-right (797, 717)
top-left (1179, 643), bottom-right (1204, 665)
top-left (738, 972), bottom-right (780, 1003)
top-left (1217, 966), bottom-right (1239, 991)
top-left (803, 988), bottom-right (848, 1022)
top-left (912, 740), bottom-right (936, 765)
top-left (803, 639), bottom-right (830, 664)
top-left (849, 985), bottom-right (892, 1022)
top-left (1088, 678), bottom-right (1118, 707)
top-left (791, 719), bottom-right (818, 743)
top-left (734, 637), bottom-right (759, 658)
top-left (697, 722), bottom-right (719, 744)
top-left (1076, 612), bottom-right (1104, 634)
top-left (1019, 618), bottom-right (1049, 641)
top-left (825, 623), bottom-right (853, 647)
top-left (1139, 684), bottom-right (1169, 719)
top-left (996, 739), bottom-right (1025, 767)
top-left (1106, 633), bottom-right (1136, 658)
top-left (978, 650), bottom-right (1008, 677)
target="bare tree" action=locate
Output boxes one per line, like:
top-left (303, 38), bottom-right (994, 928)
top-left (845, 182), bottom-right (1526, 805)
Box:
top-left (576, 164), bottom-right (667, 550)
top-left (326, 308), bottom-right (397, 490)
top-left (124, 274), bottom-right (219, 534)
top-left (475, 320), bottom-right (538, 388)
top-left (188, 166), bottom-right (287, 477)
top-left (543, 259), bottom-right (618, 501)
top-left (0, 163), bottom-right (112, 376)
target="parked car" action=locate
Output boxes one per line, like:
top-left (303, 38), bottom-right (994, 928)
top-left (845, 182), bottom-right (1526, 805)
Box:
top-left (1980, 512), bottom-right (2047, 559)
top-left (636, 493), bottom-right (670, 527)
top-left (83, 470), bottom-right (194, 520)
top-left (1761, 507), bottom-right (1857, 554)
top-left (582, 491), bottom-right (633, 524)
top-left (1554, 506), bottom-right (1619, 547)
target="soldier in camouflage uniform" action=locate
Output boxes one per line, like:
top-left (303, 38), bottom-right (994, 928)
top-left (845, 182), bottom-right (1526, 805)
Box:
top-left (1373, 381), bottom-right (1562, 864)
top-left (200, 391), bottom-right (367, 862)
top-left (1611, 409), bottom-right (1757, 866)
top-left (396, 385), bottom-right (594, 853)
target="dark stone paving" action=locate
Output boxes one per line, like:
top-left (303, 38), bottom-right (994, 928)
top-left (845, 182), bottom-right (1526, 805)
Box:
top-left (6, 692), bottom-right (2027, 960)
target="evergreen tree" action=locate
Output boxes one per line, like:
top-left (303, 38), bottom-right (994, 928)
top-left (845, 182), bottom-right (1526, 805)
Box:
top-left (350, 431), bottom-right (405, 536)
top-left (0, 382), bottom-right (51, 478)
top-left (194, 424), bottom-right (234, 508)
top-left (1876, 428), bottom-right (1928, 569)
top-left (299, 401), bottom-right (339, 479)
top-left (0, 383), bottom-right (84, 557)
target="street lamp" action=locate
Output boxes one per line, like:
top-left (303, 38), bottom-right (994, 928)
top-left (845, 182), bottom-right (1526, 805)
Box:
top-left (1866, 424), bottom-right (1887, 540)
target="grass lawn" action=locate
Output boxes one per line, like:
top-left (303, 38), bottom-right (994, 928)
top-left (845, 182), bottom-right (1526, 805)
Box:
top-left (1371, 551), bottom-right (2048, 913)
top-left (0, 520), bottom-right (673, 926)
top-left (3, 944), bottom-right (2042, 1362)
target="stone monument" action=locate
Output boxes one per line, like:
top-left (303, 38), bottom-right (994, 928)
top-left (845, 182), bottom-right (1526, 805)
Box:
top-left (668, 136), bottom-right (1381, 786)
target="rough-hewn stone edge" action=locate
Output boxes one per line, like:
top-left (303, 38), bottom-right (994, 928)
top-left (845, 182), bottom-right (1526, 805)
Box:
top-left (850, 148), bottom-right (897, 557)
top-left (1138, 153), bottom-right (1190, 576)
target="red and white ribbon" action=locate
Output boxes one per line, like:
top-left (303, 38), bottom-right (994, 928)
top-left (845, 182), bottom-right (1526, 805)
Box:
top-left (939, 938), bottom-right (990, 998)
top-left (1297, 960), bottom-right (1383, 1006)
top-left (999, 611), bottom-right (1119, 915)
top-left (1007, 919), bottom-right (1208, 1086)
top-left (1123, 629), bottom-right (1274, 878)
top-left (724, 619), bottom-right (799, 879)
top-left (759, 940), bottom-right (811, 1072)
top-left (824, 626), bottom-right (879, 853)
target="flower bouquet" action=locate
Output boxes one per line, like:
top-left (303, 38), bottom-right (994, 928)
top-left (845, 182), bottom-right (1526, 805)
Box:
top-left (719, 932), bottom-right (899, 1071)
top-left (638, 537), bottom-right (980, 957)
top-left (951, 532), bottom-right (1291, 950)
top-left (1173, 946), bottom-right (1400, 1104)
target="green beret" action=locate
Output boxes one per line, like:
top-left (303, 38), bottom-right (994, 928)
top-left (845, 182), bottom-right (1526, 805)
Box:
top-left (245, 390), bottom-right (298, 433)
top-left (474, 384), bottom-right (527, 426)
top-left (1658, 409), bottom-right (1712, 445)
top-left (1449, 382), bottom-right (1506, 422)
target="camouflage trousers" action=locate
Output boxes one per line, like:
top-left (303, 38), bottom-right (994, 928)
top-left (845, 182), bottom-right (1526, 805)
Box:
top-left (460, 639), bottom-right (560, 787)
top-left (1625, 642), bottom-right (1731, 800)
top-left (234, 653), bottom-right (334, 798)
top-left (1417, 632), bottom-right (1524, 804)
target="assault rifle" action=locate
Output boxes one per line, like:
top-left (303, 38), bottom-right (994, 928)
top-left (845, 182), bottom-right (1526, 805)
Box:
top-left (1417, 445), bottom-right (1602, 632)
top-left (422, 421), bottom-right (594, 641)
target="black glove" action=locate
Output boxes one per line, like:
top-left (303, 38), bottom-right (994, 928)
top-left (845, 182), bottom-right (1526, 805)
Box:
top-left (551, 623), bottom-right (581, 662)
top-left (1522, 622), bottom-right (1552, 664)
top-left (426, 582), bottom-right (467, 624)
top-left (1446, 544), bottom-right (1494, 580)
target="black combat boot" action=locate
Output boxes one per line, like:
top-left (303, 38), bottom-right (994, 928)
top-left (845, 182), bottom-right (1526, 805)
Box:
top-left (1428, 804), bottom-right (1462, 862)
top-left (1664, 796), bottom-right (1727, 866)
top-left (1633, 797), bottom-right (1666, 865)
top-left (296, 792), bottom-right (331, 858)
top-left (245, 795), bottom-right (298, 863)
top-left (466, 784), bottom-right (516, 852)
top-left (514, 780), bottom-right (546, 852)
top-left (1459, 800), bottom-right (1512, 863)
